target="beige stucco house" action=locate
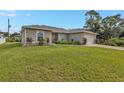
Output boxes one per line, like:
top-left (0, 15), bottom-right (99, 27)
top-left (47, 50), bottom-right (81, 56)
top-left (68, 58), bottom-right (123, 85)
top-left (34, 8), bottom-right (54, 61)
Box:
top-left (21, 25), bottom-right (97, 45)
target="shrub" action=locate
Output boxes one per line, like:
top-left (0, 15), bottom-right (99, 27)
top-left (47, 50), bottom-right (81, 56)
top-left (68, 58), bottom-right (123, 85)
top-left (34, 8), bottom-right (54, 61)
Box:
top-left (120, 37), bottom-right (124, 40)
top-left (6, 37), bottom-right (21, 42)
top-left (26, 37), bottom-right (32, 43)
top-left (39, 38), bottom-right (47, 45)
top-left (105, 40), bottom-right (117, 46)
top-left (108, 38), bottom-right (124, 46)
top-left (68, 41), bottom-right (73, 44)
top-left (6, 37), bottom-right (15, 42)
top-left (73, 41), bottom-right (81, 45)
top-left (96, 39), bottom-right (105, 44)
top-left (56, 40), bottom-right (81, 45)
top-left (116, 41), bottom-right (124, 46)
top-left (56, 40), bottom-right (68, 44)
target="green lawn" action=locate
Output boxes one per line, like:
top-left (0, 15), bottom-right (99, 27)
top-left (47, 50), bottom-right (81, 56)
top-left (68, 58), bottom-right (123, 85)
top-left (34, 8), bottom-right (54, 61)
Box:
top-left (0, 43), bottom-right (124, 82)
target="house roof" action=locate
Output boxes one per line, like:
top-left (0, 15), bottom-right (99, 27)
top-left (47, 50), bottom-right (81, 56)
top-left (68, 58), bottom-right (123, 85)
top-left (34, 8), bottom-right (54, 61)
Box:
top-left (22, 25), bottom-right (97, 35)
top-left (22, 25), bottom-right (68, 33)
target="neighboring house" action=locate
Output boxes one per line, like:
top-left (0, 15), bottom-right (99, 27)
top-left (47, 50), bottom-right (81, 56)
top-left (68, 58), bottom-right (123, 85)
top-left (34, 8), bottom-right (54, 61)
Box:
top-left (0, 34), bottom-right (5, 44)
top-left (21, 25), bottom-right (97, 45)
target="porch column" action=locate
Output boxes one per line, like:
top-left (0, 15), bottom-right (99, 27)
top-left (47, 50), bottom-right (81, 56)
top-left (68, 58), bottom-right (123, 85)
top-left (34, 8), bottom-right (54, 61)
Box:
top-left (49, 32), bottom-right (52, 44)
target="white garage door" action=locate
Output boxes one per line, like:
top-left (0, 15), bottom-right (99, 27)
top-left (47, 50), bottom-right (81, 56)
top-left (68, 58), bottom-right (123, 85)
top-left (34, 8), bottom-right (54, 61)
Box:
top-left (84, 34), bottom-right (95, 45)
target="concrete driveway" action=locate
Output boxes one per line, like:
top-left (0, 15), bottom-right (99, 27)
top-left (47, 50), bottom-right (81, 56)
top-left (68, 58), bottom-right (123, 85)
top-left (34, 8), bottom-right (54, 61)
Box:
top-left (90, 44), bottom-right (124, 51)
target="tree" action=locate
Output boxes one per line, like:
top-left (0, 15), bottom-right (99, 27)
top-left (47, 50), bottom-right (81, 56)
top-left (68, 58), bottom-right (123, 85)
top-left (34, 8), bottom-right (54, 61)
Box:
top-left (10, 32), bottom-right (20, 37)
top-left (119, 31), bottom-right (124, 38)
top-left (101, 14), bottom-right (122, 40)
top-left (84, 10), bottom-right (102, 32)
top-left (3, 32), bottom-right (9, 37)
top-left (117, 19), bottom-right (124, 38)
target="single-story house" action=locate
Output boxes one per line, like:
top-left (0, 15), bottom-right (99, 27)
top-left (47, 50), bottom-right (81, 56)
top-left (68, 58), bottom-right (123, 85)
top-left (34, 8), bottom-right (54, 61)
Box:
top-left (21, 25), bottom-right (97, 45)
top-left (0, 34), bottom-right (5, 44)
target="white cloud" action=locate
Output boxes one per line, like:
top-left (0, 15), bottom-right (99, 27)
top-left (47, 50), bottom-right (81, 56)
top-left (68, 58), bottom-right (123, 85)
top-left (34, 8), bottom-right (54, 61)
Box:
top-left (0, 10), bottom-right (16, 17)
top-left (5, 10), bottom-right (16, 13)
top-left (26, 14), bottom-right (31, 17)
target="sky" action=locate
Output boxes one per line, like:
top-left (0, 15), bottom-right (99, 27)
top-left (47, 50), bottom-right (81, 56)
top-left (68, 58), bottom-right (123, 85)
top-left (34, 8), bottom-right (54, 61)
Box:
top-left (0, 10), bottom-right (124, 33)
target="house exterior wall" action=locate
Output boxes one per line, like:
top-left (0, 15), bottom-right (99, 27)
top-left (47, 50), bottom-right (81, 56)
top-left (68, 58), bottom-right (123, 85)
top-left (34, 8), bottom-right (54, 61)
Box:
top-left (68, 33), bottom-right (96, 45)
top-left (21, 30), bottom-right (26, 45)
top-left (43, 31), bottom-right (52, 43)
top-left (68, 33), bottom-right (84, 44)
top-left (21, 28), bottom-right (52, 45)
top-left (26, 29), bottom-right (37, 45)
top-left (58, 33), bottom-right (68, 41)
top-left (83, 33), bottom-right (96, 45)
top-left (35, 30), bottom-right (52, 44)
top-left (21, 28), bottom-right (96, 45)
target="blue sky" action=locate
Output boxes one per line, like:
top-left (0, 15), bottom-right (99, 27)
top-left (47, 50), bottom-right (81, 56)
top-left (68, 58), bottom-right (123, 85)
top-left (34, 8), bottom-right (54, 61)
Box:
top-left (0, 10), bottom-right (124, 33)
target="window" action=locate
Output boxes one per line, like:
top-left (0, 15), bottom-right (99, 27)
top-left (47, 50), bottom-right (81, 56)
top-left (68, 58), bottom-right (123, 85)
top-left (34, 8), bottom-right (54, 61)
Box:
top-left (37, 32), bottom-right (43, 41)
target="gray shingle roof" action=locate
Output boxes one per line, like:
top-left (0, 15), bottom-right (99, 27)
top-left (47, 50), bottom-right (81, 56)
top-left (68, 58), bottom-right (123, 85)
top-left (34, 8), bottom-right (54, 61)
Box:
top-left (22, 25), bottom-right (97, 34)
top-left (22, 25), bottom-right (66, 30)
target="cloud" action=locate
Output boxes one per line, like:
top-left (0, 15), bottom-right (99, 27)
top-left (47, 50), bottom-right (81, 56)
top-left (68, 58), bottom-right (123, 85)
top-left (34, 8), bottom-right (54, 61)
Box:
top-left (0, 12), bottom-right (16, 16)
top-left (26, 14), bottom-right (31, 17)
top-left (5, 10), bottom-right (16, 13)
top-left (0, 10), bottom-right (16, 17)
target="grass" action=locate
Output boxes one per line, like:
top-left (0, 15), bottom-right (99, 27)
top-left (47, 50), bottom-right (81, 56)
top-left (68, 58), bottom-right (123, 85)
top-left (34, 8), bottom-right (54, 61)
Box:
top-left (0, 43), bottom-right (124, 82)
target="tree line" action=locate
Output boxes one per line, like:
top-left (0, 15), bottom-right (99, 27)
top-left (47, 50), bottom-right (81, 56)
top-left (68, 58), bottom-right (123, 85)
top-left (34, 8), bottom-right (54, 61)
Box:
top-left (84, 10), bottom-right (124, 46)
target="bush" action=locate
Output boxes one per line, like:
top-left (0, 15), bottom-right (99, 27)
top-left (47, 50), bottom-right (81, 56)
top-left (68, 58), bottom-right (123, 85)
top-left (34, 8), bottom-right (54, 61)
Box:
top-left (120, 37), bottom-right (124, 40)
top-left (6, 37), bottom-right (21, 42)
top-left (56, 40), bottom-right (81, 45)
top-left (73, 41), bottom-right (81, 45)
top-left (68, 41), bottom-right (73, 44)
top-left (6, 37), bottom-right (15, 42)
top-left (96, 38), bottom-right (106, 44)
top-left (103, 40), bottom-right (117, 46)
top-left (39, 38), bottom-right (47, 45)
top-left (107, 38), bottom-right (124, 46)
top-left (56, 40), bottom-right (69, 44)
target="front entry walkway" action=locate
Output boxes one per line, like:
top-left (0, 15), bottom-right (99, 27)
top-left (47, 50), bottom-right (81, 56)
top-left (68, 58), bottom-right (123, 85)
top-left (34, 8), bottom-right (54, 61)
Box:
top-left (91, 44), bottom-right (124, 51)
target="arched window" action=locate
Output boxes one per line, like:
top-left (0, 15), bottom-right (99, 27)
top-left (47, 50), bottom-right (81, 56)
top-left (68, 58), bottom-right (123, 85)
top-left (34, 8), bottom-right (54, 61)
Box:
top-left (37, 32), bottom-right (43, 41)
